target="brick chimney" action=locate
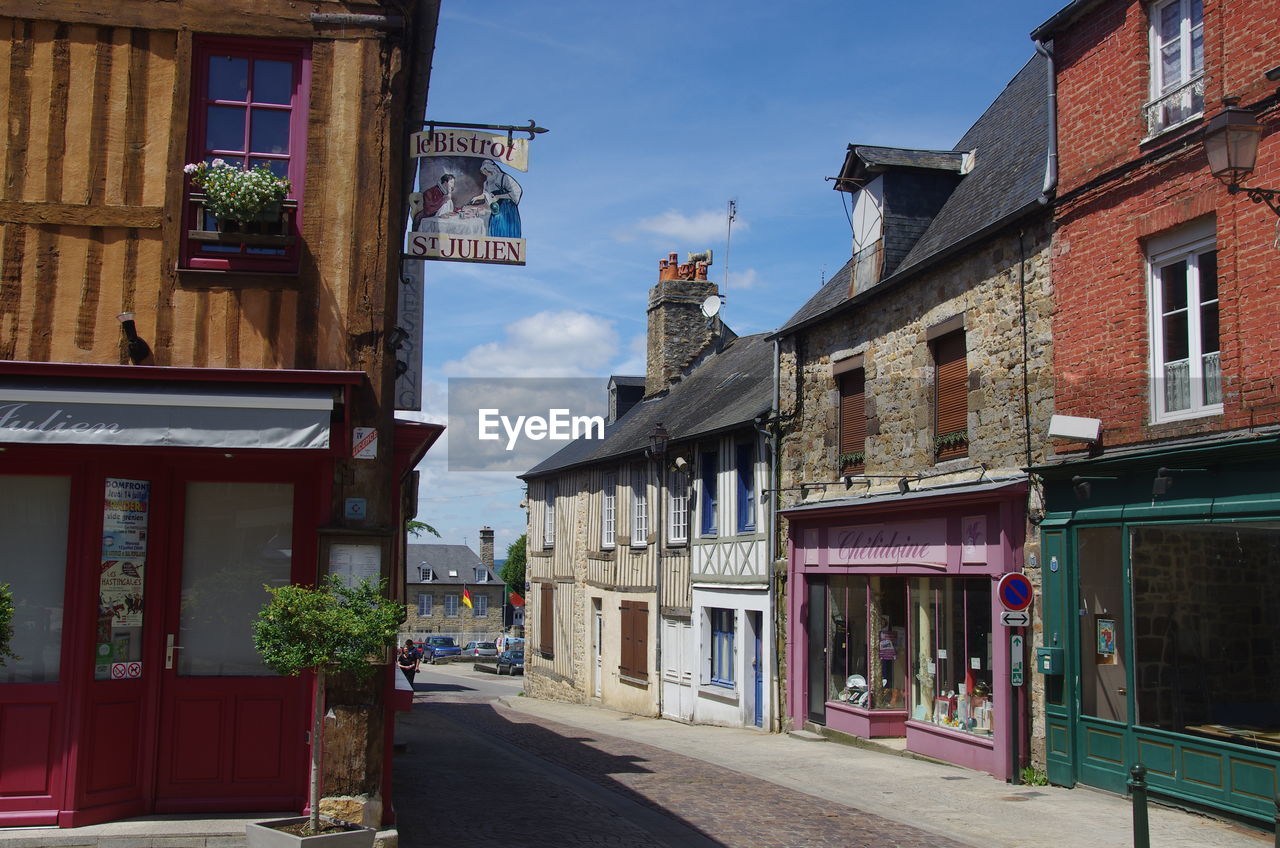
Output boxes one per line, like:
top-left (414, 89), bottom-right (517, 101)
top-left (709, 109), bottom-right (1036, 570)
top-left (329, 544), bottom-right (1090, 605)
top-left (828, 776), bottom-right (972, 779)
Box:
top-left (479, 526), bottom-right (495, 571)
top-left (646, 251), bottom-right (718, 397)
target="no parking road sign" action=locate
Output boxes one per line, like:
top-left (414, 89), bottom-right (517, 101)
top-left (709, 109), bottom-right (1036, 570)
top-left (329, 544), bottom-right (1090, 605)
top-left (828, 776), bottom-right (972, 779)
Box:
top-left (997, 572), bottom-right (1033, 612)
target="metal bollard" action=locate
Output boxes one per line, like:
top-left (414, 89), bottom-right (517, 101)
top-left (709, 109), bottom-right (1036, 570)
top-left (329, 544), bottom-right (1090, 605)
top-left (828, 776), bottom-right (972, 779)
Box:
top-left (1129, 764), bottom-right (1150, 848)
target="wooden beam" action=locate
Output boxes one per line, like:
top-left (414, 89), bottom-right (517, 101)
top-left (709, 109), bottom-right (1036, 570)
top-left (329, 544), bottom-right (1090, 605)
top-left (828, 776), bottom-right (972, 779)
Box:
top-left (4, 1), bottom-right (393, 38)
top-left (0, 200), bottom-right (163, 228)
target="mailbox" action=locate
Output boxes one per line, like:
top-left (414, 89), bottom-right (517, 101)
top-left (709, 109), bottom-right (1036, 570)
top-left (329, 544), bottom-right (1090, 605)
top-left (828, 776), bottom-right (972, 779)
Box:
top-left (1036, 646), bottom-right (1064, 675)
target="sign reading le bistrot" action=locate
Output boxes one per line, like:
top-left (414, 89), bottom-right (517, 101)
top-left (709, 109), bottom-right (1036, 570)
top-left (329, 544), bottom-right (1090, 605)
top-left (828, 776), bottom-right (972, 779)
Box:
top-left (407, 128), bottom-right (529, 266)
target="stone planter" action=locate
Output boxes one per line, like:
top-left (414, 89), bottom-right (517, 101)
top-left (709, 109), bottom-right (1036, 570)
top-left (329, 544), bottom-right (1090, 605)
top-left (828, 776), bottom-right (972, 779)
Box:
top-left (245, 817), bottom-right (375, 848)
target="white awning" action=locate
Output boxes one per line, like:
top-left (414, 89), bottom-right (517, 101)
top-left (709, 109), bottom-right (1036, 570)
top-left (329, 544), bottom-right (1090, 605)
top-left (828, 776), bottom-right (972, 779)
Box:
top-left (0, 383), bottom-right (336, 450)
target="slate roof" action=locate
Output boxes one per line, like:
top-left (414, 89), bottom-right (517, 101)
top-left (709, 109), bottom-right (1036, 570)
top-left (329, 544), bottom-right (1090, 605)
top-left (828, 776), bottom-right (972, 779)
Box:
top-left (609, 375), bottom-right (645, 387)
top-left (774, 53), bottom-right (1049, 338)
top-left (836, 145), bottom-right (966, 187)
top-left (522, 332), bottom-right (774, 478)
top-left (406, 543), bottom-right (498, 585)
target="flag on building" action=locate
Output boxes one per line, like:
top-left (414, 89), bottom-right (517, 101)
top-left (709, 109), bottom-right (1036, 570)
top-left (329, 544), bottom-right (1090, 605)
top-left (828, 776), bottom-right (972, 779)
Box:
top-left (462, 586), bottom-right (473, 609)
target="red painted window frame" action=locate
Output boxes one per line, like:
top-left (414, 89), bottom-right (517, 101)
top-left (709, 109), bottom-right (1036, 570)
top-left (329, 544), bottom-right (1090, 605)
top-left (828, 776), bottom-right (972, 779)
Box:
top-left (181, 36), bottom-right (311, 274)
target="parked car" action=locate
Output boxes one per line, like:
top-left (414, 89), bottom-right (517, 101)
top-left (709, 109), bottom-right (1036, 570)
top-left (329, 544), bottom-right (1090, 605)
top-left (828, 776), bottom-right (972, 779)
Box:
top-left (422, 636), bottom-right (460, 663)
top-left (462, 640), bottom-right (498, 659)
top-left (495, 649), bottom-right (524, 675)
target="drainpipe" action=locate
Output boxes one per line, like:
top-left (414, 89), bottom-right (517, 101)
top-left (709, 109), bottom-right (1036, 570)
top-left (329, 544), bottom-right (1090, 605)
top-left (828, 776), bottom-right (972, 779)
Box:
top-left (1034, 39), bottom-right (1059, 198)
top-left (761, 338), bottom-right (783, 732)
top-left (655, 459), bottom-right (664, 719)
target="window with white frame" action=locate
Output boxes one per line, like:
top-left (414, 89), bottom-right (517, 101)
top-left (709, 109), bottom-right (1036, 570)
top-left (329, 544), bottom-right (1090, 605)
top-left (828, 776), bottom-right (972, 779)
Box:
top-left (475, 568), bottom-right (489, 583)
top-left (601, 472), bottom-right (617, 549)
top-left (1148, 222), bottom-right (1220, 422)
top-left (474, 595), bottom-right (488, 617)
top-left (444, 594), bottom-right (459, 617)
top-left (631, 476), bottom-right (648, 546)
top-left (668, 469), bottom-right (688, 545)
top-left (543, 480), bottom-right (557, 549)
top-left (418, 566), bottom-right (435, 582)
top-left (710, 608), bottom-right (735, 687)
top-left (417, 593), bottom-right (432, 616)
top-left (1147, 0), bottom-right (1204, 134)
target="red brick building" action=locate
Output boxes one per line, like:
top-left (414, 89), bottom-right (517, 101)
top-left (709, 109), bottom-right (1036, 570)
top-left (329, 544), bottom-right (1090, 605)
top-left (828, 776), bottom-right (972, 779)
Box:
top-left (1031, 0), bottom-right (1280, 822)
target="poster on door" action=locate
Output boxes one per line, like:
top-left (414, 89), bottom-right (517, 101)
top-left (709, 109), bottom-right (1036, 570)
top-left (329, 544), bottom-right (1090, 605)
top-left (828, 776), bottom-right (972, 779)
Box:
top-left (96, 478), bottom-right (150, 679)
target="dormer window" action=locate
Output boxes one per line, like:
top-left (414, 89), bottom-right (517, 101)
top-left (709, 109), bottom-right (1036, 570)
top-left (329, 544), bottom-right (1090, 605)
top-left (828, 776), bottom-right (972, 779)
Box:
top-left (850, 177), bottom-right (884, 293)
top-left (475, 568), bottom-right (490, 583)
top-left (418, 566), bottom-right (435, 582)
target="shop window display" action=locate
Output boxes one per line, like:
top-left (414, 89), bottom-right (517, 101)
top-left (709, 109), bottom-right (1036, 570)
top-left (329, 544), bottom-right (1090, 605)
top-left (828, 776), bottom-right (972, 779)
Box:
top-left (827, 575), bottom-right (908, 710)
top-left (910, 577), bottom-right (993, 735)
top-left (1131, 523), bottom-right (1280, 746)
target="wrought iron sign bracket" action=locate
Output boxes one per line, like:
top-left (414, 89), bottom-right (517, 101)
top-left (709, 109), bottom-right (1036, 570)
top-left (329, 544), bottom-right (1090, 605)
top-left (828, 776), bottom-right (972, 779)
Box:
top-left (1227, 183), bottom-right (1280, 217)
top-left (421, 119), bottom-right (549, 146)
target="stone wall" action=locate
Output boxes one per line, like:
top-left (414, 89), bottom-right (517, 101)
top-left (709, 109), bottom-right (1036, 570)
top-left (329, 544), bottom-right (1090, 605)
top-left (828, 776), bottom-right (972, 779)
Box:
top-left (777, 217), bottom-right (1055, 766)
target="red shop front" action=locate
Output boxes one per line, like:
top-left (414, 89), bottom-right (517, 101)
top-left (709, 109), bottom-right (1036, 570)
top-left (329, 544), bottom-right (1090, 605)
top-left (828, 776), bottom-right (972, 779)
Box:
top-left (784, 479), bottom-right (1031, 781)
top-left (0, 362), bottom-right (385, 827)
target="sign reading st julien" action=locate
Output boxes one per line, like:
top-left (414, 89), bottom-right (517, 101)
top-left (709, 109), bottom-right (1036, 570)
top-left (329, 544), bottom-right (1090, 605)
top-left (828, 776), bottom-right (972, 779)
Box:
top-left (405, 128), bottom-right (530, 266)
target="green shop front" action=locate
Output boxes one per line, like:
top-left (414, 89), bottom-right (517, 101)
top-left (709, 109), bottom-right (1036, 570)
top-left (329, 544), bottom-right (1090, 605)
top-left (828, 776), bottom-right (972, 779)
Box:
top-left (1036, 435), bottom-right (1280, 823)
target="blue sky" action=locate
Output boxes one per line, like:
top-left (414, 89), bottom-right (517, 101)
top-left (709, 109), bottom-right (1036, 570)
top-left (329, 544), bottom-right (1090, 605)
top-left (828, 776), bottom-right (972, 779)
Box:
top-left (403, 0), bottom-right (1068, 556)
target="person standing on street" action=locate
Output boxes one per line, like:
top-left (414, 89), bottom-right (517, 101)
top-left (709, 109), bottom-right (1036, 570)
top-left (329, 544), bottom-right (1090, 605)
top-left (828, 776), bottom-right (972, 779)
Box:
top-left (397, 639), bottom-right (420, 687)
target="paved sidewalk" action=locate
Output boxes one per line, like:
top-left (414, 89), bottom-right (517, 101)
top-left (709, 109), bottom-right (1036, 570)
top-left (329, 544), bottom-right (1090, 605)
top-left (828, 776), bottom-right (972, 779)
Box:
top-left (496, 694), bottom-right (1272, 848)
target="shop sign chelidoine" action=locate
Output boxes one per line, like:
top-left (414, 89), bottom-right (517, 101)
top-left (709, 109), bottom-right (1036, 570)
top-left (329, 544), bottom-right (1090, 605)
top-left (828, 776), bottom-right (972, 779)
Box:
top-left (406, 128), bottom-right (529, 266)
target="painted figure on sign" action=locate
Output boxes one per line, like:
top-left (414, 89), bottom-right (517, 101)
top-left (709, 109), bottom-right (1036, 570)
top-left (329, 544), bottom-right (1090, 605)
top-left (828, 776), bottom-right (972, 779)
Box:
top-left (422, 173), bottom-right (456, 219)
top-left (472, 159), bottom-right (522, 238)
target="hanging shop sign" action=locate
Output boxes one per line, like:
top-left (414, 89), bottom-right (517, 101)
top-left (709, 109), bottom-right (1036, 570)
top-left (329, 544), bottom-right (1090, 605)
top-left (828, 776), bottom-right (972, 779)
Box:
top-left (405, 122), bottom-right (545, 267)
top-left (410, 128), bottom-right (529, 172)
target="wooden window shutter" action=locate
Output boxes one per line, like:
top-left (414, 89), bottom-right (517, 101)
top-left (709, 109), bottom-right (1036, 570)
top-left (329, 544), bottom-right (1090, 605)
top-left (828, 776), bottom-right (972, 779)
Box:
top-left (619, 601), bottom-right (635, 677)
top-left (933, 331), bottom-right (968, 459)
top-left (540, 583), bottom-right (554, 657)
top-left (634, 602), bottom-right (649, 677)
top-left (838, 369), bottom-right (866, 472)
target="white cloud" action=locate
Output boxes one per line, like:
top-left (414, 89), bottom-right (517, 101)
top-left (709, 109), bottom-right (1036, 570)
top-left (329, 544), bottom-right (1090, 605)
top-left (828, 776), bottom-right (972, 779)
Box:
top-left (441, 310), bottom-right (620, 378)
top-left (631, 208), bottom-right (748, 244)
top-left (612, 333), bottom-right (648, 378)
top-left (728, 267), bottom-right (763, 290)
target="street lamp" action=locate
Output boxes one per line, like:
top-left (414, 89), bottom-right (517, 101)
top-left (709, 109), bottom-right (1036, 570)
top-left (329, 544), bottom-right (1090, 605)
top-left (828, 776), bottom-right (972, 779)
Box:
top-left (647, 422), bottom-right (669, 460)
top-left (1202, 98), bottom-right (1280, 216)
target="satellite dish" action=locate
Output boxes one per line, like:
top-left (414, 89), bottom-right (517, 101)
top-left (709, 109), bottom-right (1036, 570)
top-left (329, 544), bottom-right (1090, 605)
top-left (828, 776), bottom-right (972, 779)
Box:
top-left (700, 295), bottom-right (722, 318)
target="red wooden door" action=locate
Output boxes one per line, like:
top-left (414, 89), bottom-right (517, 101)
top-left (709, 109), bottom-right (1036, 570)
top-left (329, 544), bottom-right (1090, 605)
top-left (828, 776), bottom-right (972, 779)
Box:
top-left (0, 459), bottom-right (79, 826)
top-left (151, 466), bottom-right (316, 812)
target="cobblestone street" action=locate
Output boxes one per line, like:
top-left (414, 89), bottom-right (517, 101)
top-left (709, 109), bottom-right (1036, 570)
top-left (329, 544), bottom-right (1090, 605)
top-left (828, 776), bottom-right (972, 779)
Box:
top-left (391, 668), bottom-right (971, 848)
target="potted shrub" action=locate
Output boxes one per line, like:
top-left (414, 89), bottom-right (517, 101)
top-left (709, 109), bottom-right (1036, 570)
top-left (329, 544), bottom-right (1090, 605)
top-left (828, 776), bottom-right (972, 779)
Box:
top-left (184, 159), bottom-right (291, 232)
top-left (0, 582), bottom-right (16, 666)
top-left (247, 576), bottom-right (404, 846)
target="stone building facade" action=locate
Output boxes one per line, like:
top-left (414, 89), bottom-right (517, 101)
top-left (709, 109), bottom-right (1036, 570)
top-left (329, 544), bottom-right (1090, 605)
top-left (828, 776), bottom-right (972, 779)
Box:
top-left (775, 54), bottom-right (1056, 781)
top-left (402, 529), bottom-right (505, 643)
top-left (523, 253), bottom-right (776, 731)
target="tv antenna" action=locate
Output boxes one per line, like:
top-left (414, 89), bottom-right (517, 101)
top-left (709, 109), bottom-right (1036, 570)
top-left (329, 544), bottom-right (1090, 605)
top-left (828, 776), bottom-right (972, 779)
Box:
top-left (724, 200), bottom-right (736, 300)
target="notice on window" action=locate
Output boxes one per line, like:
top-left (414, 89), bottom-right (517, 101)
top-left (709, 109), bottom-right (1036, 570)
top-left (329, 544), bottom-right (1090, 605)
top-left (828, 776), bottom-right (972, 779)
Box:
top-left (1096, 618), bottom-right (1116, 656)
top-left (329, 543), bottom-right (382, 589)
top-left (96, 478), bottom-right (149, 680)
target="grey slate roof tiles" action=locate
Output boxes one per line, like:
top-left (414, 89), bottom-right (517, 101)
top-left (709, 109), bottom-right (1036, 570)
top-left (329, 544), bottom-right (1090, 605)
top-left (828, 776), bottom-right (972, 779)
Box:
top-left (775, 53), bottom-right (1049, 338)
top-left (522, 332), bottom-right (774, 478)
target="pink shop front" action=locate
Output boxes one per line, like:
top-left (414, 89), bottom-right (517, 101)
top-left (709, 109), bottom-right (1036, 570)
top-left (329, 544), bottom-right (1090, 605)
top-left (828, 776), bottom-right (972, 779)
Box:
top-left (784, 480), bottom-right (1030, 781)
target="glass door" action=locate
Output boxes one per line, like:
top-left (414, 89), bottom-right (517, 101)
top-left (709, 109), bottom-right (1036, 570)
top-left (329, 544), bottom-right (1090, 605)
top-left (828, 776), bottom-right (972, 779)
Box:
top-left (153, 479), bottom-right (307, 811)
top-left (0, 474), bottom-right (72, 823)
top-left (806, 578), bottom-right (827, 724)
top-left (1074, 525), bottom-right (1129, 793)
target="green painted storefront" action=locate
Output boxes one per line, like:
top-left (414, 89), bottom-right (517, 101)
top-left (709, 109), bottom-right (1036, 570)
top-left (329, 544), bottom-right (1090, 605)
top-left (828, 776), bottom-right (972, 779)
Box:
top-left (1036, 435), bottom-right (1280, 823)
